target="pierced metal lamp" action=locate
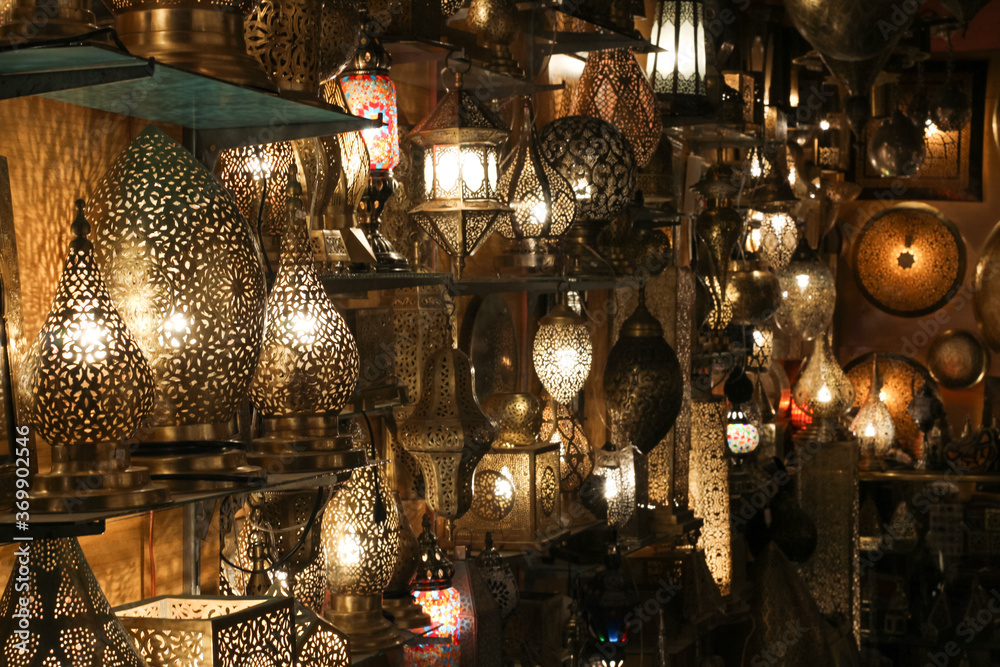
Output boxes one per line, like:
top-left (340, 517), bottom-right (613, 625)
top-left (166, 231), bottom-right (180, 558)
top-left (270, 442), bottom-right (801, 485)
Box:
top-left (585, 441), bottom-right (637, 528)
top-left (774, 239), bottom-right (836, 341)
top-left (0, 537), bottom-right (147, 666)
top-left (321, 461), bottom-right (403, 653)
top-left (571, 48), bottom-right (663, 168)
top-left (216, 141), bottom-right (295, 247)
top-left (540, 398), bottom-right (593, 494)
top-left (337, 28), bottom-right (408, 272)
top-left (24, 200), bottom-right (169, 512)
top-left (532, 303), bottom-right (593, 405)
top-left (408, 60), bottom-right (511, 277)
top-left (646, 0), bottom-right (711, 116)
top-left (851, 357), bottom-right (895, 470)
top-left (88, 126), bottom-right (266, 487)
top-left (382, 492), bottom-right (432, 630)
top-left (247, 168), bottom-right (365, 473)
top-left (792, 335), bottom-right (856, 442)
top-left (398, 345), bottom-right (498, 521)
top-left (475, 532), bottom-right (519, 620)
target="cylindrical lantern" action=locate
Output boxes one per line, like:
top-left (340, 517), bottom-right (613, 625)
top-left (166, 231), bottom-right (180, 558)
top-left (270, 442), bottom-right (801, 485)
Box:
top-left (87, 126), bottom-right (267, 483)
top-left (408, 64), bottom-right (511, 277)
top-left (570, 48), bottom-right (663, 168)
top-left (689, 396), bottom-right (732, 595)
top-left (321, 462), bottom-right (402, 653)
top-left (585, 441), bottom-right (637, 528)
top-left (475, 531), bottom-right (519, 619)
top-left (646, 0), bottom-right (710, 116)
top-left (532, 303), bottom-right (593, 405)
top-left (24, 201), bottom-right (168, 513)
top-left (247, 171), bottom-right (363, 473)
top-left (604, 289), bottom-right (683, 455)
top-left (774, 239), bottom-right (836, 341)
top-left (398, 347), bottom-right (498, 521)
top-left (540, 399), bottom-right (593, 493)
top-left (217, 141), bottom-right (295, 239)
top-left (754, 210), bottom-right (798, 272)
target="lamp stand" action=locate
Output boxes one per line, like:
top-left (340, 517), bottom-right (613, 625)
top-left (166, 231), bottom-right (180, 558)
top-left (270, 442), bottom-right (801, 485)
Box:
top-left (382, 593), bottom-right (432, 630)
top-left (358, 170), bottom-right (408, 273)
top-left (562, 219), bottom-right (614, 275)
top-left (325, 593), bottom-right (406, 654)
top-left (132, 423), bottom-right (263, 492)
top-left (248, 415), bottom-right (366, 473)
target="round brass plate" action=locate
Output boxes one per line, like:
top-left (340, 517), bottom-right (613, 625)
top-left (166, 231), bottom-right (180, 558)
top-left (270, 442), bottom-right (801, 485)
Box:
top-left (927, 330), bottom-right (991, 390)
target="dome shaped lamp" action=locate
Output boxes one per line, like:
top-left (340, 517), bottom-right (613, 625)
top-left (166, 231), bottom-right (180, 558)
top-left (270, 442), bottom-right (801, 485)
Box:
top-left (603, 288), bottom-right (683, 456)
top-left (646, 0), bottom-right (711, 117)
top-left (337, 28), bottom-right (409, 272)
top-left (248, 168), bottom-right (366, 473)
top-left (24, 201), bottom-right (169, 512)
top-left (791, 335), bottom-right (856, 442)
top-left (851, 357), bottom-right (895, 471)
top-left (495, 97), bottom-right (577, 273)
top-left (532, 301), bottom-right (593, 405)
top-left (408, 58), bottom-right (511, 278)
top-left (774, 239), bottom-right (836, 341)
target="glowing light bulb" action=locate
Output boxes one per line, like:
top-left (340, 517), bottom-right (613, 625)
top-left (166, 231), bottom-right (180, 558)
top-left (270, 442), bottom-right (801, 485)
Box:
top-left (495, 466), bottom-right (514, 503)
top-left (817, 384), bottom-right (832, 403)
top-left (819, 119), bottom-right (831, 131)
top-left (336, 526), bottom-right (363, 566)
top-left (604, 471), bottom-right (619, 500)
top-left (795, 274), bottom-right (811, 291)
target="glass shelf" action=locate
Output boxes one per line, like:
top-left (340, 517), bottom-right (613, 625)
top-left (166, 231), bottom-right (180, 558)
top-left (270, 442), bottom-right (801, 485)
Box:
top-left (321, 270), bottom-right (644, 296)
top-left (320, 271), bottom-right (451, 295)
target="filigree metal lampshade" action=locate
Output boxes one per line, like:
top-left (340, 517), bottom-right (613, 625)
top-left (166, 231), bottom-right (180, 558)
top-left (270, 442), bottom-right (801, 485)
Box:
top-left (646, 0), bottom-right (710, 116)
top-left (792, 335), bottom-right (855, 422)
top-left (398, 346), bottom-right (497, 521)
top-left (408, 67), bottom-right (511, 276)
top-left (467, 0), bottom-right (521, 76)
top-left (88, 127), bottom-right (267, 470)
top-left (475, 532), bottom-right (519, 620)
top-left (382, 492), bottom-right (431, 630)
top-left (106, 0), bottom-right (274, 89)
top-left (851, 358), bottom-right (895, 468)
top-left (217, 141), bottom-right (295, 239)
top-left (588, 441), bottom-right (637, 528)
top-left (845, 353), bottom-right (934, 453)
top-left (532, 304), bottom-right (593, 405)
top-left (322, 81), bottom-right (371, 228)
top-left (570, 49), bottom-right (663, 168)
top-left (751, 210), bottom-right (798, 272)
top-left (693, 169), bottom-right (742, 301)
top-left (247, 172), bottom-right (363, 472)
top-left (321, 462), bottom-right (403, 653)
top-left (746, 323), bottom-right (774, 372)
top-left (291, 604), bottom-right (350, 667)
top-left (725, 260), bottom-right (780, 326)
top-left (496, 97), bottom-right (576, 250)
top-left (0, 537), bottom-right (147, 666)
top-left (774, 239), bottom-right (836, 341)
top-left (24, 201), bottom-right (168, 512)
top-left (851, 203), bottom-right (966, 318)
top-left (116, 595), bottom-right (295, 666)
top-left (540, 399), bottom-right (593, 493)
top-left (689, 397), bottom-right (731, 595)
top-left (481, 392), bottom-right (543, 447)
top-left (604, 289), bottom-right (683, 456)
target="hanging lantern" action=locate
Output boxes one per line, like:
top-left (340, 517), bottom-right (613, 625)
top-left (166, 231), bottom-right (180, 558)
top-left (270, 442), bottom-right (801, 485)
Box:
top-left (603, 289), bottom-right (683, 456)
top-left (646, 0), bottom-right (710, 116)
top-left (87, 126), bottom-right (266, 484)
top-left (408, 59), bottom-right (511, 277)
top-left (475, 532), bottom-right (519, 620)
top-left (321, 462), bottom-right (403, 653)
top-left (23, 200), bottom-right (168, 512)
top-left (752, 210), bottom-right (798, 272)
top-left (496, 97), bottom-right (576, 270)
top-left (724, 369), bottom-right (761, 459)
top-left (0, 537), bottom-right (148, 666)
top-left (570, 48), bottom-right (663, 168)
top-left (409, 514), bottom-right (461, 664)
top-left (532, 303), bottom-right (593, 405)
top-left (382, 493), bottom-right (432, 630)
top-left (337, 29), bottom-right (408, 271)
top-left (851, 357), bottom-right (895, 469)
top-left (774, 239), bottom-right (836, 341)
top-left (467, 0), bottom-right (521, 76)
top-left (0, 0), bottom-right (98, 43)
top-left (725, 260), bottom-right (781, 326)
top-left (398, 346), bottom-right (498, 521)
top-left (583, 442), bottom-right (637, 528)
top-left (693, 168), bottom-right (743, 303)
top-left (539, 399), bottom-right (593, 493)
top-left (746, 323), bottom-right (774, 373)
top-left (247, 170), bottom-right (364, 473)
top-left (792, 336), bottom-right (856, 423)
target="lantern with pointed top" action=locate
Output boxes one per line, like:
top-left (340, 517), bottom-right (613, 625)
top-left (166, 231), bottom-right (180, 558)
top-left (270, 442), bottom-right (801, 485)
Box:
top-left (792, 335), bottom-right (855, 428)
top-left (475, 532), bottom-right (519, 619)
top-left (852, 358), bottom-right (895, 469)
top-left (25, 200), bottom-right (169, 512)
top-left (414, 513), bottom-right (456, 591)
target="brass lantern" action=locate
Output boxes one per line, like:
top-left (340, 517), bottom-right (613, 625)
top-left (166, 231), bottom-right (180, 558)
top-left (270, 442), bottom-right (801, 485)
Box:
top-left (774, 239), bottom-right (836, 341)
top-left (408, 62), bottom-right (511, 277)
top-left (247, 171), bottom-right (364, 473)
top-left (467, 0), bottom-right (521, 76)
top-left (689, 396), bottom-right (732, 595)
top-left (693, 167), bottom-right (743, 306)
top-left (88, 126), bottom-right (266, 485)
top-left (851, 357), bottom-right (895, 469)
top-left (604, 289), bottom-right (683, 456)
top-left (532, 303), bottom-right (593, 405)
top-left (570, 48), bottom-right (663, 168)
top-left (321, 462), bottom-right (403, 653)
top-left (24, 201), bottom-right (169, 512)
top-left (646, 0), bottom-right (711, 116)
top-left (540, 398), bottom-right (593, 493)
top-left (792, 335), bottom-right (855, 437)
top-left (584, 441), bottom-right (637, 528)
top-left (475, 532), bottom-right (519, 619)
top-left (382, 492), bottom-right (432, 630)
top-left (0, 537), bottom-right (147, 667)
top-left (398, 346), bottom-right (498, 521)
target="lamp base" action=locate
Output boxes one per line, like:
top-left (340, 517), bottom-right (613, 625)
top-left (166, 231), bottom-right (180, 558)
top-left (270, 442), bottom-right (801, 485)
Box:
top-left (561, 220), bottom-right (614, 276)
top-left (247, 414), bottom-right (366, 473)
top-left (382, 594), bottom-right (432, 630)
top-left (29, 442), bottom-right (170, 513)
top-left (114, 7), bottom-right (276, 91)
top-left (494, 237), bottom-right (558, 274)
top-left (325, 594), bottom-right (406, 654)
top-left (0, 0), bottom-right (98, 44)
top-left (368, 226), bottom-right (409, 273)
top-left (131, 441), bottom-right (264, 492)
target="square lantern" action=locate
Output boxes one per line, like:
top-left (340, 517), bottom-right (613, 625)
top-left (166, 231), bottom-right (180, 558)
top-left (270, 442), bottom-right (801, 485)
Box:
top-left (115, 596), bottom-right (294, 667)
top-left (452, 440), bottom-right (561, 550)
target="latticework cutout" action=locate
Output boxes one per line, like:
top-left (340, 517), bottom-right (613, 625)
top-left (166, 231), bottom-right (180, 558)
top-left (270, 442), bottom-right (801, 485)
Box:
top-left (249, 193), bottom-right (359, 417)
top-left (217, 142), bottom-right (295, 237)
top-left (24, 204), bottom-right (154, 446)
top-left (538, 116), bottom-right (636, 222)
top-left (321, 464), bottom-right (400, 595)
top-left (540, 400), bottom-right (592, 492)
top-left (384, 492), bottom-right (420, 595)
top-left (0, 537), bottom-right (147, 667)
top-left (474, 535), bottom-right (519, 620)
top-left (792, 336), bottom-right (855, 420)
top-left (752, 210), bottom-right (797, 272)
top-left (117, 596), bottom-right (294, 667)
top-left (774, 241), bottom-right (836, 341)
top-left (322, 81), bottom-right (370, 220)
top-left (88, 126), bottom-right (266, 429)
top-left (398, 347), bottom-right (497, 520)
top-left (689, 400), bottom-right (732, 595)
top-left (496, 101), bottom-right (576, 239)
top-left (294, 604), bottom-right (350, 667)
top-left (852, 204), bottom-right (966, 317)
top-left (571, 49), bottom-right (662, 168)
top-left (245, 0), bottom-right (325, 95)
top-left (481, 392), bottom-right (542, 448)
top-left (647, 0), bottom-right (708, 98)
top-left (591, 443), bottom-right (637, 528)
top-left (845, 353), bottom-right (931, 451)
top-left (532, 306), bottom-right (592, 405)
